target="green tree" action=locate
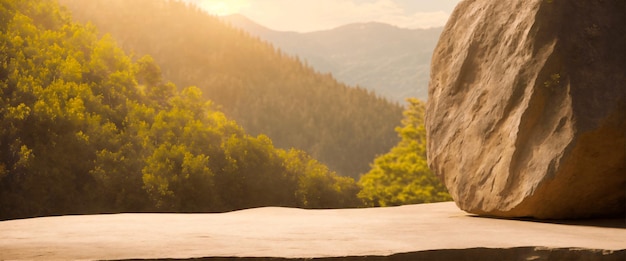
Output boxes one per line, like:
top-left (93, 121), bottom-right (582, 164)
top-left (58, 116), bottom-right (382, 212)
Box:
top-left (358, 98), bottom-right (451, 207)
top-left (282, 149), bottom-right (362, 208)
top-left (142, 143), bottom-right (216, 211)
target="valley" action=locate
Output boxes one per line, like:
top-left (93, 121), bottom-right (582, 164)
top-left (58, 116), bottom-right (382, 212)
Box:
top-left (223, 14), bottom-right (442, 103)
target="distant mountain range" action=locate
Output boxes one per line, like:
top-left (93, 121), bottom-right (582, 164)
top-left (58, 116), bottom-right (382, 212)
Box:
top-left (222, 14), bottom-right (443, 102)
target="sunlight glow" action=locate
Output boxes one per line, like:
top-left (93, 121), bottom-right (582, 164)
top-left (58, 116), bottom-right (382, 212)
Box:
top-left (184, 0), bottom-right (460, 32)
top-left (192, 0), bottom-right (250, 16)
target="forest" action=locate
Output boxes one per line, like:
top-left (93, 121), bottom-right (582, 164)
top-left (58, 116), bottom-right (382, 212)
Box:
top-left (60, 0), bottom-right (404, 179)
top-left (0, 0), bottom-right (449, 220)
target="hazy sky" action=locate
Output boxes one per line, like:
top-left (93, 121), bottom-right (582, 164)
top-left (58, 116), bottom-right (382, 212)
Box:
top-left (183, 0), bottom-right (462, 32)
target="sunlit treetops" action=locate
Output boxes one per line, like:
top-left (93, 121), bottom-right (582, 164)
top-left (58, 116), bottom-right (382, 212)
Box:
top-left (0, 0), bottom-right (448, 220)
top-left (59, 0), bottom-right (405, 179)
top-left (0, 0), bottom-right (360, 220)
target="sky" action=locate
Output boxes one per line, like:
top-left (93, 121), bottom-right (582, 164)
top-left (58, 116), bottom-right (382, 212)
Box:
top-left (183, 0), bottom-right (462, 32)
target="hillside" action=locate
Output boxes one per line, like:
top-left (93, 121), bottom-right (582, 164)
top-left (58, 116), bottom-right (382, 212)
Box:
top-left (59, 0), bottom-right (404, 179)
top-left (0, 0), bottom-right (362, 220)
top-left (222, 14), bottom-right (442, 102)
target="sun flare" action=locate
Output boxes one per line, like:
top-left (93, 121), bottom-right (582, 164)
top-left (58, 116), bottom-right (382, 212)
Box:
top-left (194, 0), bottom-right (249, 16)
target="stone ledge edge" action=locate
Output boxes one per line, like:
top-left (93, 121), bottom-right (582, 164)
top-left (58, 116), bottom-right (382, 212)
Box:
top-left (116, 247), bottom-right (625, 261)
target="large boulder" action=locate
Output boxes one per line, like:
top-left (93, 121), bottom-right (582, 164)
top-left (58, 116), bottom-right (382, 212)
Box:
top-left (426, 0), bottom-right (625, 219)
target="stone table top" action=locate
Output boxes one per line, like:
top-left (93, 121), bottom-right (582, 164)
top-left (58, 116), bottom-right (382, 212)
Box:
top-left (0, 202), bottom-right (624, 260)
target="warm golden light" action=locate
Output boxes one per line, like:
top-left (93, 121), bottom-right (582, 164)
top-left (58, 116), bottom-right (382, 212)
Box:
top-left (192, 0), bottom-right (249, 16)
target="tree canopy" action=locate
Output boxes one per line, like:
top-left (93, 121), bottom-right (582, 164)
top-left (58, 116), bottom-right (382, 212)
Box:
top-left (59, 0), bottom-right (404, 179)
top-left (0, 0), bottom-right (361, 220)
top-left (0, 0), bottom-right (452, 220)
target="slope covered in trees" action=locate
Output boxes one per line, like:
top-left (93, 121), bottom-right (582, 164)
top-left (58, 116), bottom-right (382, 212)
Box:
top-left (59, 0), bottom-right (404, 179)
top-left (358, 99), bottom-right (451, 206)
top-left (0, 0), bottom-right (361, 220)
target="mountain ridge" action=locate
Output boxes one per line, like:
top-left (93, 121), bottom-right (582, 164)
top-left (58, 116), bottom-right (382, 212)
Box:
top-left (222, 14), bottom-right (443, 102)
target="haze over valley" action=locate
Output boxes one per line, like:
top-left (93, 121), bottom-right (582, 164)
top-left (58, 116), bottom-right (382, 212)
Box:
top-left (222, 15), bottom-right (442, 103)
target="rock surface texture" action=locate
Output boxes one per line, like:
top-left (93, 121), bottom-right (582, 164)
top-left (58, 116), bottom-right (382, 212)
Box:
top-left (0, 202), bottom-right (624, 260)
top-left (426, 0), bottom-right (625, 219)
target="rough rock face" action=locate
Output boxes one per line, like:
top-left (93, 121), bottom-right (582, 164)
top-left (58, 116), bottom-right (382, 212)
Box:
top-left (426, 0), bottom-right (625, 219)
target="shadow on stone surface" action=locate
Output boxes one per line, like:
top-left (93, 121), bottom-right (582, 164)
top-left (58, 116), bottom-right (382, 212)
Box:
top-left (121, 247), bottom-right (625, 261)
top-left (467, 215), bottom-right (626, 229)
top-left (517, 218), bottom-right (626, 229)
